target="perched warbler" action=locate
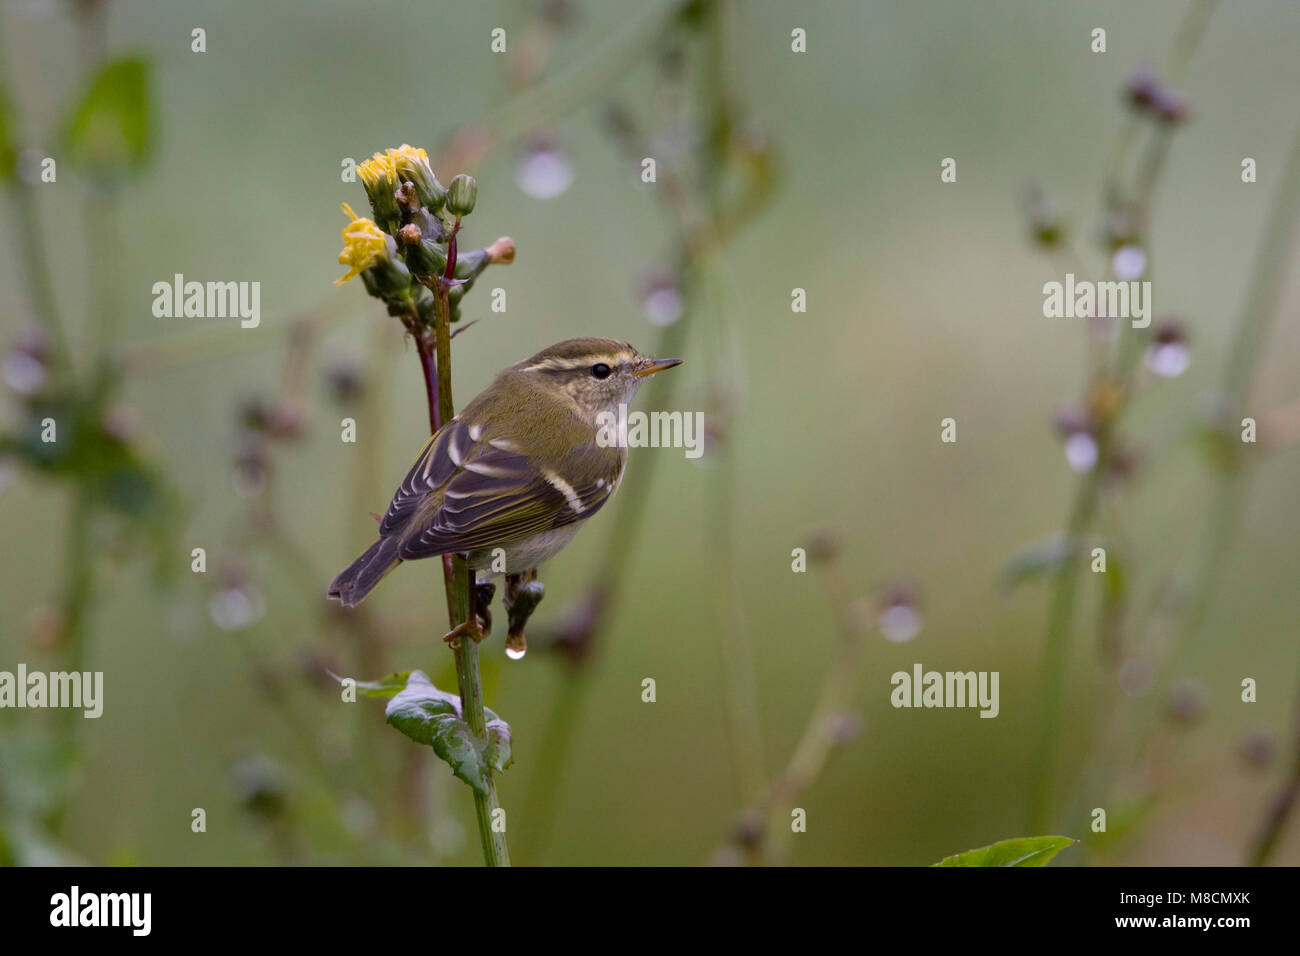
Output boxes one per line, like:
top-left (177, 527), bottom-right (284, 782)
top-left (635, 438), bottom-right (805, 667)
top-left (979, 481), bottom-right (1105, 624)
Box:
top-left (327, 337), bottom-right (682, 607)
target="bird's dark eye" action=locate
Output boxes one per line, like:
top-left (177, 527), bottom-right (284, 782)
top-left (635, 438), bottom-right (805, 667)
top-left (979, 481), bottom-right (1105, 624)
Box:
top-left (591, 363), bottom-right (612, 379)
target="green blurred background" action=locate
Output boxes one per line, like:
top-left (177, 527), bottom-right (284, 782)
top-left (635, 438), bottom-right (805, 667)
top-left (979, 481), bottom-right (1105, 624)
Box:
top-left (2, 0), bottom-right (1299, 865)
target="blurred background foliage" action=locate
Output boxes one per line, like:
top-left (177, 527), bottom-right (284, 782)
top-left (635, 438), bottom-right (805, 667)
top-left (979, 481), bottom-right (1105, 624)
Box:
top-left (1, 0), bottom-right (1299, 865)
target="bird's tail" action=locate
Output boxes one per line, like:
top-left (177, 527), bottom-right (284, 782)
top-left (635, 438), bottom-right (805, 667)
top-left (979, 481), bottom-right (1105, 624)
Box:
top-left (327, 536), bottom-right (402, 607)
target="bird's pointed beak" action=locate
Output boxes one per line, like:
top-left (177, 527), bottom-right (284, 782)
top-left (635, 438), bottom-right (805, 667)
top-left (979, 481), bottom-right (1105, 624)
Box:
top-left (633, 357), bottom-right (684, 377)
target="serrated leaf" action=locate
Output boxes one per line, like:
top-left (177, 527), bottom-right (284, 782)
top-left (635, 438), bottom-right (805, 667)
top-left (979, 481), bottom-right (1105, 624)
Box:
top-left (384, 671), bottom-right (511, 796)
top-left (331, 670), bottom-right (411, 699)
top-left (933, 835), bottom-right (1076, 867)
top-left (62, 56), bottom-right (153, 177)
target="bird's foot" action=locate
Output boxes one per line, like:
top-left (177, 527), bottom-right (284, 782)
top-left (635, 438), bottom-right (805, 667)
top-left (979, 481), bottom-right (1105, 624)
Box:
top-left (503, 570), bottom-right (545, 659)
top-left (441, 615), bottom-right (488, 646)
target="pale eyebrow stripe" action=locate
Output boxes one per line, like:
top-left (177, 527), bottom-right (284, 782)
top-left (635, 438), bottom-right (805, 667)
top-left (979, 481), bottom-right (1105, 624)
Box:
top-left (542, 468), bottom-right (585, 514)
top-left (521, 354), bottom-right (631, 373)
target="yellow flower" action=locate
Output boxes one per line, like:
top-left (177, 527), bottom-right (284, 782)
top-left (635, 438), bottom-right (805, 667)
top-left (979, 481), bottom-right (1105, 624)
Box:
top-left (335, 203), bottom-right (388, 286)
top-left (386, 143), bottom-right (430, 171)
top-left (386, 144), bottom-right (445, 210)
top-left (357, 151), bottom-right (396, 192)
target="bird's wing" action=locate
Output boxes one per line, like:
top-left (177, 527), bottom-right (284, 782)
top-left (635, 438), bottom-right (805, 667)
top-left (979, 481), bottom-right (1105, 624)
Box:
top-left (378, 419), bottom-right (470, 536)
top-left (380, 421), bottom-right (622, 559)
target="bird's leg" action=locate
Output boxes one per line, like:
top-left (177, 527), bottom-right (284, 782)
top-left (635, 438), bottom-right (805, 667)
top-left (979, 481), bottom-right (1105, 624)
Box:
top-left (502, 569), bottom-right (545, 659)
top-left (474, 578), bottom-right (495, 637)
top-left (442, 570), bottom-right (495, 646)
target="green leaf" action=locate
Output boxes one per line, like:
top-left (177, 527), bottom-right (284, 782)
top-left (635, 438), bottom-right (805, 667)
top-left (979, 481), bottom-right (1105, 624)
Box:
top-left (482, 707), bottom-right (513, 774)
top-left (999, 535), bottom-right (1076, 594)
top-left (384, 671), bottom-right (512, 796)
top-left (933, 835), bottom-right (1076, 867)
top-left (330, 670), bottom-right (411, 699)
top-left (61, 56), bottom-right (153, 177)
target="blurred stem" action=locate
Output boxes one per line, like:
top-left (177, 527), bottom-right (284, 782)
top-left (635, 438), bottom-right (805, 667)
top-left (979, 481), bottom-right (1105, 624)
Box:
top-left (1028, 466), bottom-right (1102, 834)
top-left (757, 559), bottom-right (864, 864)
top-left (698, 0), bottom-right (764, 805)
top-left (522, 0), bottom-right (774, 861)
top-left (1173, 117), bottom-right (1300, 667)
top-left (417, 227), bottom-right (510, 867)
top-left (0, 14), bottom-right (72, 367)
top-left (89, 189), bottom-right (123, 383)
top-left (1028, 1), bottom-right (1216, 833)
top-left (708, 423), bottom-right (765, 802)
top-left (349, 319), bottom-right (400, 816)
top-left (9, 185), bottom-right (73, 366)
top-left (1249, 653), bottom-right (1300, 865)
top-left (439, 0), bottom-right (689, 173)
top-left (1165, 0), bottom-right (1218, 85)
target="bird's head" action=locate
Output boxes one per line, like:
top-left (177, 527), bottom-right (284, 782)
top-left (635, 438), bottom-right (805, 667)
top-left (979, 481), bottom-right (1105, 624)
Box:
top-left (513, 337), bottom-right (682, 420)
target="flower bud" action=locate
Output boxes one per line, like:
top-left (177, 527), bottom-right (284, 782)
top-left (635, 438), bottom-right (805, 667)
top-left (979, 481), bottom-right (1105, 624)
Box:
top-left (1151, 88), bottom-right (1189, 124)
top-left (1238, 729), bottom-right (1277, 770)
top-left (1125, 68), bottom-right (1161, 112)
top-left (388, 144), bottom-right (446, 211)
top-left (1166, 678), bottom-right (1207, 726)
top-left (446, 173), bottom-right (477, 216)
top-left (398, 224), bottom-right (449, 278)
top-left (326, 357), bottom-right (364, 403)
top-left (805, 531), bottom-right (838, 563)
top-left (1022, 184), bottom-right (1065, 248)
top-left (486, 236), bottom-right (516, 264)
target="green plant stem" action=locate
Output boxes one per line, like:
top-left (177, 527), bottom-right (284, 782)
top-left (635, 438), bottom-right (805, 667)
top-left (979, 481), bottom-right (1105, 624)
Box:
top-left (1249, 653), bottom-right (1300, 865)
top-left (1028, 466), bottom-right (1102, 834)
top-left (0, 10), bottom-right (72, 368)
top-left (348, 318), bottom-right (403, 820)
top-left (758, 560), bottom-right (865, 863)
top-left (1166, 118), bottom-right (1300, 677)
top-left (422, 233), bottom-right (510, 867)
top-left (441, 0), bottom-right (689, 172)
top-left (1027, 0), bottom-right (1218, 833)
top-left (711, 554), bottom-right (865, 864)
top-left (9, 185), bottom-right (73, 365)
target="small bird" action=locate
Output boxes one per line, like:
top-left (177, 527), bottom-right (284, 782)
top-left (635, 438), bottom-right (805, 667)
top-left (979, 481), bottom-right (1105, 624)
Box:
top-left (328, 337), bottom-right (682, 611)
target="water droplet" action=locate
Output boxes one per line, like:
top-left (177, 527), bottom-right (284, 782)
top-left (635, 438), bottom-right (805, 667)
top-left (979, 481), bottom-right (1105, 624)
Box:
top-left (879, 604), bottom-right (921, 643)
top-left (515, 144), bottom-right (573, 200)
top-left (505, 646), bottom-right (527, 660)
top-left (209, 587), bottom-right (264, 631)
top-left (1064, 432), bottom-right (1098, 472)
top-left (3, 350), bottom-right (45, 393)
top-left (643, 286), bottom-right (684, 326)
top-left (1111, 244), bottom-right (1146, 281)
top-left (1145, 341), bottom-right (1190, 378)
